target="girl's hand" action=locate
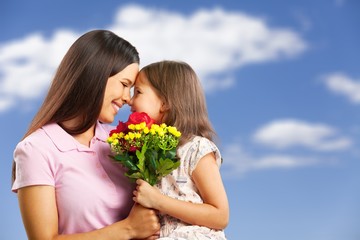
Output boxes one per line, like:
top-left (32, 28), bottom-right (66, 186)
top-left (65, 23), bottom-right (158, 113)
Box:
top-left (133, 179), bottom-right (162, 209)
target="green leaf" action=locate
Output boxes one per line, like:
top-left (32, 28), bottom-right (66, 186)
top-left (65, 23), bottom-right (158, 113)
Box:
top-left (143, 168), bottom-right (150, 183)
top-left (125, 172), bottom-right (143, 179)
top-left (148, 175), bottom-right (157, 186)
top-left (124, 159), bottom-right (139, 171)
top-left (145, 149), bottom-right (158, 171)
top-left (157, 158), bottom-right (180, 177)
top-left (113, 154), bottom-right (129, 162)
top-left (108, 131), bottom-right (181, 187)
top-left (136, 143), bottom-right (147, 172)
top-left (164, 148), bottom-right (177, 159)
top-left (114, 154), bottom-right (138, 171)
top-left (164, 159), bottom-right (180, 176)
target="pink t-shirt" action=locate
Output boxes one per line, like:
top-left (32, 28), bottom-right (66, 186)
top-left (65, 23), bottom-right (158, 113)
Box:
top-left (12, 121), bottom-right (135, 234)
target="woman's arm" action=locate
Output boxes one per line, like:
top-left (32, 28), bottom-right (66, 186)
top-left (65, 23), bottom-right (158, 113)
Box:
top-left (133, 152), bottom-right (229, 230)
top-left (18, 186), bottom-right (160, 240)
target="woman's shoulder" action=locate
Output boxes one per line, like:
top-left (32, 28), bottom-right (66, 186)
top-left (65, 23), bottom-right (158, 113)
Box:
top-left (17, 127), bottom-right (48, 148)
top-left (15, 123), bottom-right (62, 152)
top-left (13, 127), bottom-right (53, 167)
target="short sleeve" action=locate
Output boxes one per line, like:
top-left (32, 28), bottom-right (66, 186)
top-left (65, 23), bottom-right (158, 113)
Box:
top-left (188, 137), bottom-right (222, 176)
top-left (12, 140), bottom-right (56, 192)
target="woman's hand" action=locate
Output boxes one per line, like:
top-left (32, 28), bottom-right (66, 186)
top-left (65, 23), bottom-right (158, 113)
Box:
top-left (125, 203), bottom-right (160, 239)
top-left (133, 179), bottom-right (162, 209)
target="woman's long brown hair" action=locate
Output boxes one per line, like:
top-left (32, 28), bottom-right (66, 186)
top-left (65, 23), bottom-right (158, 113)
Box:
top-left (11, 30), bottom-right (139, 184)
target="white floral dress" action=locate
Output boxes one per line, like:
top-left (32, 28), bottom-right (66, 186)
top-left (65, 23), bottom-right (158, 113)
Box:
top-left (156, 136), bottom-right (227, 240)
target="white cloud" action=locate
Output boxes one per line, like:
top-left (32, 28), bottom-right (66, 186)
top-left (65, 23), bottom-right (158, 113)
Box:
top-left (253, 119), bottom-right (352, 151)
top-left (252, 155), bottom-right (319, 169)
top-left (0, 97), bottom-right (13, 112)
top-left (220, 142), bottom-right (323, 177)
top-left (0, 30), bottom-right (79, 111)
top-left (109, 5), bottom-right (307, 92)
top-left (0, 4), bottom-right (307, 113)
top-left (220, 118), bottom-right (354, 177)
top-left (322, 72), bottom-right (360, 104)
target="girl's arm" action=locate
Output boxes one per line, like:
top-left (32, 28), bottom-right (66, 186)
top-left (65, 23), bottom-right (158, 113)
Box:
top-left (133, 152), bottom-right (229, 230)
top-left (17, 186), bottom-right (160, 240)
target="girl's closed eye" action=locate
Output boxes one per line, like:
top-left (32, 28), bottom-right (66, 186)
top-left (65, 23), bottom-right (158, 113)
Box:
top-left (134, 88), bottom-right (142, 94)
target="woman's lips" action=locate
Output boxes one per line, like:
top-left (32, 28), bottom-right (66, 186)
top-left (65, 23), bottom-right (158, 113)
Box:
top-left (112, 102), bottom-right (121, 113)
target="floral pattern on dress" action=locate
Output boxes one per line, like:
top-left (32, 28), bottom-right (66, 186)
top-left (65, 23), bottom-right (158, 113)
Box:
top-left (156, 136), bottom-right (226, 240)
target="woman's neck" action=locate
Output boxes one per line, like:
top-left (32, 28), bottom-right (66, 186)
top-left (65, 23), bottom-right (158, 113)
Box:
top-left (61, 119), bottom-right (96, 147)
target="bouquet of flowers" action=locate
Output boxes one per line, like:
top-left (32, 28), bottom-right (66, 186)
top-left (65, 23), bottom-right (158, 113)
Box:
top-left (107, 112), bottom-right (181, 186)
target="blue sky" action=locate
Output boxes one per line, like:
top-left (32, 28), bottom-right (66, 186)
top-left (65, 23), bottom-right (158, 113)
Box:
top-left (1, 0), bottom-right (359, 239)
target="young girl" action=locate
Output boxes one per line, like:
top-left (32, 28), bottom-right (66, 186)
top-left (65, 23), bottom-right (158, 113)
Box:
top-left (129, 60), bottom-right (229, 239)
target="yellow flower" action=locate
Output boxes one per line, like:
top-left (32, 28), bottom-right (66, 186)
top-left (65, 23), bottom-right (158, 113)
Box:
top-left (157, 128), bottom-right (165, 137)
top-left (167, 126), bottom-right (181, 137)
top-left (140, 122), bottom-right (146, 129)
top-left (144, 127), bottom-right (149, 134)
top-left (151, 124), bottom-right (159, 131)
top-left (128, 132), bottom-right (135, 140)
top-left (135, 122), bottom-right (146, 130)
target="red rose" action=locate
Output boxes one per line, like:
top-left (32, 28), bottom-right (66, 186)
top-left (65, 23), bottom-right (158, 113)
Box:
top-left (127, 112), bottom-right (155, 128)
top-left (109, 121), bottom-right (128, 136)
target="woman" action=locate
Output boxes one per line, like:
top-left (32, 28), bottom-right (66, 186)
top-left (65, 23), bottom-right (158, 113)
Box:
top-left (11, 30), bottom-right (159, 239)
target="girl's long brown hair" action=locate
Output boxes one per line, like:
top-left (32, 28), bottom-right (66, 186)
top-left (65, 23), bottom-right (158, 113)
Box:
top-left (141, 60), bottom-right (216, 146)
top-left (12, 30), bottom-right (139, 184)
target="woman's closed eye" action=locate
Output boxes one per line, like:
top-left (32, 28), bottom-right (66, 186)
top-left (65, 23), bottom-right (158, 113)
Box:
top-left (121, 79), bottom-right (133, 88)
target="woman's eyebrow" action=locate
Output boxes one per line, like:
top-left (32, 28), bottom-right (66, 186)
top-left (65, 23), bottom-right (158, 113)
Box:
top-left (122, 78), bottom-right (134, 86)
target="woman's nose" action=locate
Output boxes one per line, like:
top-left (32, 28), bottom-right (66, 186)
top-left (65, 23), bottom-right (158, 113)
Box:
top-left (122, 89), bottom-right (131, 104)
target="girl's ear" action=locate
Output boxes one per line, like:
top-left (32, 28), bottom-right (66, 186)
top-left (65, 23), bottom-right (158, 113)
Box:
top-left (160, 101), bottom-right (169, 113)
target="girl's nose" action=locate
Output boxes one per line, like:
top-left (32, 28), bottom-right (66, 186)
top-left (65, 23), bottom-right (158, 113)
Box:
top-left (128, 96), bottom-right (134, 106)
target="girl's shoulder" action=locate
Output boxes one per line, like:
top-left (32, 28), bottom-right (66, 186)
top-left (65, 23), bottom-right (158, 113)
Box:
top-left (183, 135), bottom-right (219, 152)
top-left (179, 136), bottom-right (222, 169)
